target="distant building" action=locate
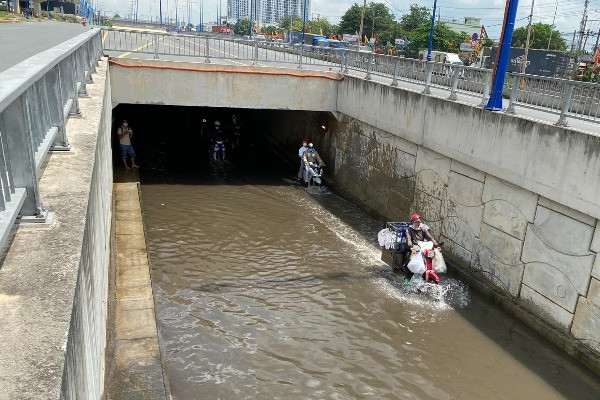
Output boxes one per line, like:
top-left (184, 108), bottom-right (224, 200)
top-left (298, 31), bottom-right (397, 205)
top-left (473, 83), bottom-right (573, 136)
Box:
top-left (227, 0), bottom-right (310, 27)
top-left (444, 17), bottom-right (482, 40)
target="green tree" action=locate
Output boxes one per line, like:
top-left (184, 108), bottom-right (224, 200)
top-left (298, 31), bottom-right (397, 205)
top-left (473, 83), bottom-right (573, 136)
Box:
top-left (339, 2), bottom-right (395, 40)
top-left (263, 25), bottom-right (278, 35)
top-left (310, 16), bottom-right (334, 36)
top-left (399, 4), bottom-right (430, 33)
top-left (405, 22), bottom-right (465, 57)
top-left (278, 15), bottom-right (303, 32)
top-left (234, 18), bottom-right (252, 36)
top-left (512, 22), bottom-right (567, 51)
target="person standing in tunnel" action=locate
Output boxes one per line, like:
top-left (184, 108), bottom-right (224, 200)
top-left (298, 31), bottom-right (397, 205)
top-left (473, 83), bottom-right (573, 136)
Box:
top-left (303, 143), bottom-right (325, 184)
top-left (117, 119), bottom-right (139, 169)
top-left (297, 138), bottom-right (309, 181)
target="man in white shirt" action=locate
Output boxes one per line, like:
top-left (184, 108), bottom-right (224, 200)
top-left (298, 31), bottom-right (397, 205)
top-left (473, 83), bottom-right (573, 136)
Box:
top-left (297, 138), bottom-right (309, 180)
top-left (117, 119), bottom-right (139, 169)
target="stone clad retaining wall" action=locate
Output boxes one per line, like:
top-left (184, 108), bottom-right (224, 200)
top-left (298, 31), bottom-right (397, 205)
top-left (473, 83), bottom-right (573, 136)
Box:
top-left (264, 107), bottom-right (600, 373)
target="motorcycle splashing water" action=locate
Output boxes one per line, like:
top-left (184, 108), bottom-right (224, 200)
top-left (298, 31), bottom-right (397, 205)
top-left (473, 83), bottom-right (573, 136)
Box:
top-left (305, 163), bottom-right (323, 187)
top-left (378, 222), bottom-right (449, 299)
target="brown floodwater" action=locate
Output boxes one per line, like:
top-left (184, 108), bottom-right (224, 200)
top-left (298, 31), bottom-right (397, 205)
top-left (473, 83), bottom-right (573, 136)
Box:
top-left (119, 104), bottom-right (599, 400)
top-left (140, 175), bottom-right (599, 400)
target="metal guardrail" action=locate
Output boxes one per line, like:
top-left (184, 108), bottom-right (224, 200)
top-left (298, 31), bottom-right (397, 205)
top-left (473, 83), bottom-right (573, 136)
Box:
top-left (101, 28), bottom-right (600, 128)
top-left (0, 29), bottom-right (102, 251)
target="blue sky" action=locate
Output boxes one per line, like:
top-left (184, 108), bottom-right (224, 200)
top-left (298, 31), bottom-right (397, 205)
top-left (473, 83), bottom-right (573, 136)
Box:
top-left (97, 0), bottom-right (600, 48)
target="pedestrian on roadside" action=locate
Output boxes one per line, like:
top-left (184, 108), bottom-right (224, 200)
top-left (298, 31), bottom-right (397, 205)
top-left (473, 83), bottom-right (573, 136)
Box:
top-left (117, 119), bottom-right (139, 169)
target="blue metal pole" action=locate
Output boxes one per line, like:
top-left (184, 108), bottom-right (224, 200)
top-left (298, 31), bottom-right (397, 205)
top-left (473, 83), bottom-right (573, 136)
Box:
top-left (426, 0), bottom-right (437, 61)
top-left (160, 0), bottom-right (163, 24)
top-left (301, 0), bottom-right (307, 44)
top-left (249, 0), bottom-right (253, 37)
top-left (486, 0), bottom-right (519, 110)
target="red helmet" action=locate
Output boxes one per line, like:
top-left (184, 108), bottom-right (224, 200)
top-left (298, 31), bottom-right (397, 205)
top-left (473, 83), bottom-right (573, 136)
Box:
top-left (302, 137), bottom-right (309, 142)
top-left (410, 214), bottom-right (421, 222)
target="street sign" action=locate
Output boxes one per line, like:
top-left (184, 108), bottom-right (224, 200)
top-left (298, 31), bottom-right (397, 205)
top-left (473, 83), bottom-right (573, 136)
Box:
top-left (460, 43), bottom-right (475, 52)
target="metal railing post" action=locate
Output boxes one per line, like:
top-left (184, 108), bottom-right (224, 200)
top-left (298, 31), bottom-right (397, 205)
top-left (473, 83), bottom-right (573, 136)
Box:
top-left (479, 70), bottom-right (492, 107)
top-left (339, 50), bottom-right (344, 72)
top-left (204, 36), bottom-right (211, 63)
top-left (422, 62), bottom-right (433, 94)
top-left (153, 34), bottom-right (159, 59)
top-left (1, 96), bottom-right (46, 220)
top-left (365, 54), bottom-right (373, 80)
top-left (506, 74), bottom-right (520, 114)
top-left (556, 82), bottom-right (574, 127)
top-left (391, 59), bottom-right (399, 87)
top-left (448, 67), bottom-right (461, 100)
top-left (253, 42), bottom-right (258, 65)
top-left (344, 50), bottom-right (349, 73)
top-left (298, 44), bottom-right (304, 69)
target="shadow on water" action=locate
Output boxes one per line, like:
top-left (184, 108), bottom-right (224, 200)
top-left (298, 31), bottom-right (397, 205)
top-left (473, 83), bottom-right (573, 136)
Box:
top-left (111, 103), bottom-right (600, 398)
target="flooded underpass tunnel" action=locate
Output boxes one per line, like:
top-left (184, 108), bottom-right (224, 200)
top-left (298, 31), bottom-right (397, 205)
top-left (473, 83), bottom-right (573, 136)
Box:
top-left (111, 104), bottom-right (600, 400)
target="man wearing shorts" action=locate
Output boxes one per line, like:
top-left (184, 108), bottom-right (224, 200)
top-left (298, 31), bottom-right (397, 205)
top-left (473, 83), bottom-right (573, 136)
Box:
top-left (117, 119), bottom-right (139, 169)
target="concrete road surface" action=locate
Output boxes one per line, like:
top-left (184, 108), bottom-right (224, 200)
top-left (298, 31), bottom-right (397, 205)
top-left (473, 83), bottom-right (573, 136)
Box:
top-left (0, 21), bottom-right (89, 73)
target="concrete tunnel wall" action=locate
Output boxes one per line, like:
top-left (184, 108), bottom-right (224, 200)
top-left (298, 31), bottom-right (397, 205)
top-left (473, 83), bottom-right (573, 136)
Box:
top-left (107, 60), bottom-right (600, 373)
top-left (259, 107), bottom-right (600, 374)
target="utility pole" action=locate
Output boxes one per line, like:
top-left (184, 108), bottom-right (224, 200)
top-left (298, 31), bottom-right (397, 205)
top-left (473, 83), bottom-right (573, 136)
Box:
top-left (521, 0), bottom-right (535, 74)
top-left (583, 29), bottom-right (591, 52)
top-left (249, 0), bottom-right (253, 37)
top-left (160, 0), bottom-right (163, 24)
top-left (301, 0), bottom-right (307, 44)
top-left (573, 0), bottom-right (589, 78)
top-left (595, 28), bottom-right (600, 53)
top-left (486, 0), bottom-right (520, 110)
top-left (427, 0), bottom-right (438, 61)
top-left (371, 7), bottom-right (375, 38)
top-left (546, 0), bottom-right (558, 50)
top-left (359, 0), bottom-right (366, 47)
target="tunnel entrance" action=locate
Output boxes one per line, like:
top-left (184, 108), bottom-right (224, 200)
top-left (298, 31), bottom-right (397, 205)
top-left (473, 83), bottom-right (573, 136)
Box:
top-left (111, 104), bottom-right (333, 185)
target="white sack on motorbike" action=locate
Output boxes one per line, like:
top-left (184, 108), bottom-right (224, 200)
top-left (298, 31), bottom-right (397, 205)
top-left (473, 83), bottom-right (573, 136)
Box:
top-left (407, 253), bottom-right (426, 274)
top-left (433, 249), bottom-right (447, 273)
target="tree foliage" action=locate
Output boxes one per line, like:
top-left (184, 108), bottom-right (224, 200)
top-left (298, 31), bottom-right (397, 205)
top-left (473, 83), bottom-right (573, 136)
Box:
top-left (278, 15), bottom-right (303, 32)
top-left (339, 2), bottom-right (396, 41)
top-left (310, 16), bottom-right (334, 36)
top-left (405, 22), bottom-right (466, 56)
top-left (234, 18), bottom-right (252, 36)
top-left (512, 22), bottom-right (567, 51)
top-left (399, 4), bottom-right (430, 33)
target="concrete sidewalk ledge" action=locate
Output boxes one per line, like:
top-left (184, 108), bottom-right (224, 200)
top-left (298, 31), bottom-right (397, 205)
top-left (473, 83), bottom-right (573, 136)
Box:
top-left (0, 58), bottom-right (112, 399)
top-left (104, 183), bottom-right (168, 400)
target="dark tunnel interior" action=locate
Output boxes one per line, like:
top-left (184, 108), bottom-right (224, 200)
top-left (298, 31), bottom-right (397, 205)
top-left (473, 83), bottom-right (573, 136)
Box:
top-left (111, 104), bottom-right (331, 185)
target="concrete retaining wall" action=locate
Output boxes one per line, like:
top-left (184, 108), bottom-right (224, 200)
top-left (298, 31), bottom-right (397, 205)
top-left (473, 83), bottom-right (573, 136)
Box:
top-left (60, 62), bottom-right (113, 398)
top-left (263, 106), bottom-right (600, 373)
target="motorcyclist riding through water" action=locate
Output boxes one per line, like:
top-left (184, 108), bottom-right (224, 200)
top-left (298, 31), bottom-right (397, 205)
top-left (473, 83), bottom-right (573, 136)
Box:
top-left (298, 138), bottom-right (309, 180)
top-left (302, 143), bottom-right (325, 185)
top-left (404, 214), bottom-right (440, 284)
top-left (210, 120), bottom-right (226, 161)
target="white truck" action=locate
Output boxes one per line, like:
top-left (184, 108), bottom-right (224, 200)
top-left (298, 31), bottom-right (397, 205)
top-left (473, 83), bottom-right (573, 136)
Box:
top-left (418, 50), bottom-right (464, 65)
